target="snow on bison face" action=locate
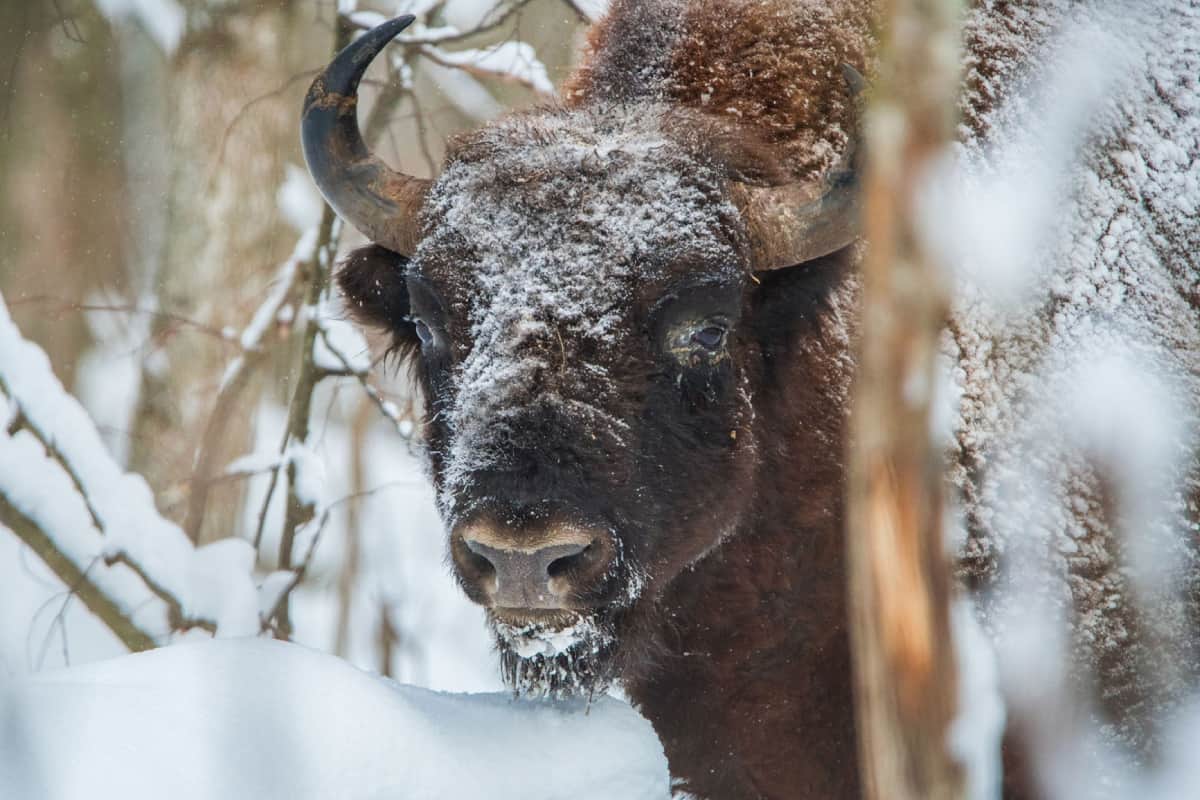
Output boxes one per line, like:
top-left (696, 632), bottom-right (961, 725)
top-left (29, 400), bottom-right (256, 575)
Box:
top-left (343, 108), bottom-right (764, 697)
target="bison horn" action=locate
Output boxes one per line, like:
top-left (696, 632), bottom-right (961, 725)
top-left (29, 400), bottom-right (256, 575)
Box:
top-left (741, 64), bottom-right (865, 271)
top-left (301, 15), bottom-right (430, 256)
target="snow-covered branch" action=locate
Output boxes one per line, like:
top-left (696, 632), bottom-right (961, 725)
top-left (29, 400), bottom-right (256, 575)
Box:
top-left (418, 42), bottom-right (554, 97)
top-left (345, 1), bottom-right (540, 46)
top-left (0, 293), bottom-right (262, 646)
top-left (0, 493), bottom-right (156, 653)
top-left (344, 0), bottom-right (554, 114)
top-left (563, 0), bottom-right (610, 23)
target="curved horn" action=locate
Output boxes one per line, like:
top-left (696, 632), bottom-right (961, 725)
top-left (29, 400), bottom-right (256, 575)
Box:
top-left (742, 64), bottom-right (865, 271)
top-left (302, 16), bottom-right (430, 255)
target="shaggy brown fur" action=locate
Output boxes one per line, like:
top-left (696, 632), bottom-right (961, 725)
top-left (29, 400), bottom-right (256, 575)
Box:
top-left (566, 0), bottom-right (873, 182)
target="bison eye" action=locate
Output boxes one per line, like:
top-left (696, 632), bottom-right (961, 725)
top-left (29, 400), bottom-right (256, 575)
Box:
top-left (691, 325), bottom-right (727, 351)
top-left (412, 318), bottom-right (434, 347)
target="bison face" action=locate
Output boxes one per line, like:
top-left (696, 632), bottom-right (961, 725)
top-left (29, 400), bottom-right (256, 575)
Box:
top-left (343, 108), bottom-right (766, 696)
top-left (306, 16), bottom-right (859, 698)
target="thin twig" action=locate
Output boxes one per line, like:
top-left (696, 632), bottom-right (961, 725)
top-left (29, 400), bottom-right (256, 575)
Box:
top-left (262, 479), bottom-right (412, 636)
top-left (104, 552), bottom-right (217, 634)
top-left (0, 495), bottom-right (157, 653)
top-left (7, 295), bottom-right (239, 344)
top-left (184, 257), bottom-right (302, 541)
top-left (252, 426), bottom-right (290, 552)
top-left (316, 327), bottom-right (411, 436)
top-left (416, 44), bottom-right (549, 96)
top-left (0, 379), bottom-right (103, 531)
top-left (50, 0), bottom-right (86, 43)
top-left (207, 69), bottom-right (318, 189)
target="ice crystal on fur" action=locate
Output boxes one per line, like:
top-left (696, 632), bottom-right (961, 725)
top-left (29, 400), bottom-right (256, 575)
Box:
top-left (494, 613), bottom-right (617, 699)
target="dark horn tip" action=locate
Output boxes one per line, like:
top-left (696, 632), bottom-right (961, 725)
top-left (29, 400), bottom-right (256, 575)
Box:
top-left (305, 15), bottom-right (417, 111)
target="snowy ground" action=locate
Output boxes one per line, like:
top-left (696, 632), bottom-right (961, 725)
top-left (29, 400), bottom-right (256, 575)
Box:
top-left (0, 638), bottom-right (669, 800)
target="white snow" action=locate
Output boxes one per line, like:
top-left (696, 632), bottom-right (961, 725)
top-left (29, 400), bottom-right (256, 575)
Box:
top-left (276, 164), bottom-right (324, 235)
top-left (0, 638), bottom-right (669, 800)
top-left (313, 298), bottom-right (373, 375)
top-left (495, 616), bottom-right (609, 660)
top-left (223, 450), bottom-right (280, 478)
top-left (424, 41), bottom-right (555, 97)
top-left (568, 0), bottom-right (611, 23)
top-left (285, 440), bottom-right (328, 513)
top-left (948, 599), bottom-right (1005, 800)
top-left (239, 401), bottom-right (499, 692)
top-left (424, 59), bottom-right (505, 120)
top-left (73, 289), bottom-right (156, 467)
top-left (0, 292), bottom-right (262, 638)
top-left (441, 0), bottom-right (504, 30)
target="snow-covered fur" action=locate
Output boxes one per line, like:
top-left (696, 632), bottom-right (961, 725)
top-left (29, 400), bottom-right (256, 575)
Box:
top-left (335, 1), bottom-right (1200, 797)
top-left (949, 0), bottom-right (1200, 788)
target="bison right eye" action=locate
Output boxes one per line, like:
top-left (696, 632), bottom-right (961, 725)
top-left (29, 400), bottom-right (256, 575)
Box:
top-left (691, 325), bottom-right (726, 351)
top-left (412, 318), bottom-right (434, 347)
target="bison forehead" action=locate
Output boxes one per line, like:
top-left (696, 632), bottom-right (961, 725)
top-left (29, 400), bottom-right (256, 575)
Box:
top-left (414, 108), bottom-right (744, 502)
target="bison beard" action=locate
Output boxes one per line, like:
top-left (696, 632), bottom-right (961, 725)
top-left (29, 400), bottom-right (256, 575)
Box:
top-left (493, 611), bottom-right (619, 699)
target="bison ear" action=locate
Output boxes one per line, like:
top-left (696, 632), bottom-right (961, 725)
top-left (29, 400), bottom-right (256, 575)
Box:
top-left (336, 244), bottom-right (418, 357)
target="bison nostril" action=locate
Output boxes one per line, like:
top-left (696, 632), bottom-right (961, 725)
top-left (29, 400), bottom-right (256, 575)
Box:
top-left (547, 542), bottom-right (592, 579)
top-left (462, 538), bottom-right (497, 581)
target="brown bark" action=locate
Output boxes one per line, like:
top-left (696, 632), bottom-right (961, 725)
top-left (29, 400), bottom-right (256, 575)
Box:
top-left (846, 1), bottom-right (965, 798)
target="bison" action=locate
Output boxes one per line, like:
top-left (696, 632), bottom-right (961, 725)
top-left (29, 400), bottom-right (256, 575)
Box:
top-left (300, 1), bottom-right (1200, 797)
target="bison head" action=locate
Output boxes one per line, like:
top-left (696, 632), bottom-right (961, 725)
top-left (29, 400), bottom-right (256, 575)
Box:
top-left (303, 17), bottom-right (860, 697)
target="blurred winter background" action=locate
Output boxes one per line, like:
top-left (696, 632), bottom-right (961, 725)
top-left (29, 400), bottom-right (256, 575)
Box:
top-left (0, 0), bottom-right (607, 690)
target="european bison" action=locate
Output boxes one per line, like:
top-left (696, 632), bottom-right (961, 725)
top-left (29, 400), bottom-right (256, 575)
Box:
top-left (301, 1), bottom-right (1200, 797)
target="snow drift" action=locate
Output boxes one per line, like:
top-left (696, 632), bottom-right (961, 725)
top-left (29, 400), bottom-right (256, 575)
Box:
top-left (0, 638), bottom-right (669, 800)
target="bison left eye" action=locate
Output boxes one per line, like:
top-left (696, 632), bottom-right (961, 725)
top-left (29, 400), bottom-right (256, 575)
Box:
top-left (691, 325), bottom-right (727, 351)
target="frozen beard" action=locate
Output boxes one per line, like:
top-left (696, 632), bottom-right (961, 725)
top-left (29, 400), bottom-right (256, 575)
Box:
top-left (493, 611), bottom-right (618, 700)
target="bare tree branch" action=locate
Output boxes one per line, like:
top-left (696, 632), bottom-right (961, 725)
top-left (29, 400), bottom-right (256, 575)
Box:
top-left (184, 256), bottom-right (302, 542)
top-left (0, 494), bottom-right (157, 653)
top-left (316, 327), bottom-right (411, 436)
top-left (0, 381), bottom-right (104, 532)
top-left (561, 0), bottom-right (607, 24)
top-left (344, 0), bottom-right (538, 46)
top-left (272, 12), bottom-right (418, 636)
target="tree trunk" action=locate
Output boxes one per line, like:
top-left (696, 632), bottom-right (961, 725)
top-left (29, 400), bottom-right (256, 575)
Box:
top-left (845, 1), bottom-right (965, 798)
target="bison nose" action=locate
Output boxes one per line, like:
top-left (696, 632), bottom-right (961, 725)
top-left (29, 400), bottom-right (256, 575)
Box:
top-left (452, 524), bottom-right (612, 610)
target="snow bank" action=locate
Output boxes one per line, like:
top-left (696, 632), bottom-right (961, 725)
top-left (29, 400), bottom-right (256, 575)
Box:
top-left (0, 638), bottom-right (669, 800)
